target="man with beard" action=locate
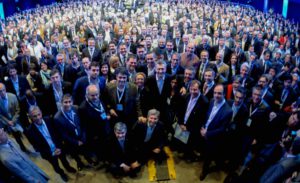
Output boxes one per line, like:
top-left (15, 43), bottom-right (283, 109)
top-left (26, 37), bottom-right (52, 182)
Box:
top-left (79, 85), bottom-right (110, 162)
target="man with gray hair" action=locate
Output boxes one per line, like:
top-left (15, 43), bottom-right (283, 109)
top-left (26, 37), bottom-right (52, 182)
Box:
top-left (132, 109), bottom-right (167, 164)
top-left (106, 122), bottom-right (140, 177)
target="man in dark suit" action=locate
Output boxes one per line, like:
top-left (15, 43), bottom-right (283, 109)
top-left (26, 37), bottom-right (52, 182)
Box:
top-left (81, 38), bottom-right (103, 63)
top-left (43, 69), bottom-right (72, 117)
top-left (200, 84), bottom-right (233, 180)
top-left (210, 37), bottom-right (232, 64)
top-left (106, 122), bottom-right (140, 177)
top-left (5, 64), bottom-right (31, 101)
top-left (39, 48), bottom-right (56, 69)
top-left (79, 84), bottom-right (110, 161)
top-left (201, 68), bottom-right (216, 100)
top-left (19, 48), bottom-right (39, 75)
top-left (44, 39), bottom-right (58, 58)
top-left (26, 106), bottom-right (76, 181)
top-left (258, 75), bottom-right (275, 107)
top-left (177, 80), bottom-right (209, 159)
top-left (248, 53), bottom-right (262, 82)
top-left (166, 53), bottom-right (185, 76)
top-left (132, 109), bottom-right (167, 163)
top-left (84, 21), bottom-right (97, 40)
top-left (225, 87), bottom-right (249, 176)
top-left (52, 53), bottom-right (74, 83)
top-left (275, 74), bottom-right (297, 112)
top-left (144, 60), bottom-right (173, 131)
top-left (196, 50), bottom-right (217, 83)
top-left (73, 61), bottom-right (106, 105)
top-left (54, 94), bottom-right (95, 170)
top-left (105, 67), bottom-right (144, 129)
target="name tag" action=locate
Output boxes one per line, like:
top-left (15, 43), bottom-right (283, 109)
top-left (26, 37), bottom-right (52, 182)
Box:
top-left (246, 119), bottom-right (252, 127)
top-left (116, 104), bottom-right (123, 111)
top-left (101, 113), bottom-right (107, 120)
top-left (75, 129), bottom-right (78, 136)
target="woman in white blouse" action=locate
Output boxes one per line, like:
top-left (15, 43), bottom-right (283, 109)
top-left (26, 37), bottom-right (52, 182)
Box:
top-left (7, 41), bottom-right (18, 61)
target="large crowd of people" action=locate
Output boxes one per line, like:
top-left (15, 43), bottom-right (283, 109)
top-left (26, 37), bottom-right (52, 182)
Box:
top-left (0, 0), bottom-right (300, 182)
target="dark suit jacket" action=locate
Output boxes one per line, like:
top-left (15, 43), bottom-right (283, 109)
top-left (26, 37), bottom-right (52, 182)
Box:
top-left (203, 100), bottom-right (233, 151)
top-left (78, 99), bottom-right (110, 143)
top-left (43, 82), bottom-right (72, 116)
top-left (104, 83), bottom-right (142, 127)
top-left (227, 100), bottom-right (249, 137)
top-left (20, 56), bottom-right (39, 75)
top-left (177, 94), bottom-right (209, 134)
top-left (210, 46), bottom-right (232, 64)
top-left (166, 63), bottom-right (185, 76)
top-left (25, 117), bottom-right (61, 159)
top-left (132, 121), bottom-right (165, 151)
top-left (4, 76), bottom-right (31, 101)
top-left (106, 135), bottom-right (136, 166)
top-left (81, 47), bottom-right (103, 63)
top-left (144, 74), bottom-right (173, 122)
top-left (72, 76), bottom-right (106, 105)
top-left (246, 100), bottom-right (271, 143)
top-left (54, 107), bottom-right (86, 147)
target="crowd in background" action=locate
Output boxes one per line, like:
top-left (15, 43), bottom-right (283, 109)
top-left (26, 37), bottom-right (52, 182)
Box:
top-left (0, 0), bottom-right (299, 182)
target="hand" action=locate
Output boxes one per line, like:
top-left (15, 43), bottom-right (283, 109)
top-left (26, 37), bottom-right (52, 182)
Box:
top-left (8, 121), bottom-right (14, 126)
top-left (200, 127), bottom-right (207, 137)
top-left (274, 100), bottom-right (280, 105)
top-left (78, 141), bottom-right (83, 146)
top-left (122, 164), bottom-right (131, 172)
top-left (152, 148), bottom-right (161, 154)
top-left (54, 148), bottom-right (61, 156)
top-left (110, 109), bottom-right (118, 117)
top-left (131, 161), bottom-right (140, 169)
top-left (252, 139), bottom-right (257, 145)
top-left (180, 125), bottom-right (187, 131)
top-left (138, 117), bottom-right (147, 123)
top-left (179, 87), bottom-right (187, 96)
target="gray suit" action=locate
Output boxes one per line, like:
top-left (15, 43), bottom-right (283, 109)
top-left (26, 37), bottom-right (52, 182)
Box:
top-left (0, 93), bottom-right (22, 132)
top-left (0, 139), bottom-right (49, 183)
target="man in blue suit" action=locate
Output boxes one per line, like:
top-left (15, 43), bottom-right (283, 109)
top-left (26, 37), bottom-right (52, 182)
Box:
top-left (200, 84), bottom-right (233, 180)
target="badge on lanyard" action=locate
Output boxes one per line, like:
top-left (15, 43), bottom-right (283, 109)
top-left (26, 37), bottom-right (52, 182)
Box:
top-left (116, 104), bottom-right (123, 111)
top-left (246, 118), bottom-right (252, 127)
top-left (101, 112), bottom-right (107, 120)
top-left (75, 129), bottom-right (79, 136)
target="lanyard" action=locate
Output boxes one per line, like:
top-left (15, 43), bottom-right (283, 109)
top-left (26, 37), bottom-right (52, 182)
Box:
top-left (61, 109), bottom-right (76, 127)
top-left (86, 99), bottom-right (104, 113)
top-left (249, 104), bottom-right (258, 117)
top-left (53, 85), bottom-right (62, 101)
top-left (117, 88), bottom-right (125, 103)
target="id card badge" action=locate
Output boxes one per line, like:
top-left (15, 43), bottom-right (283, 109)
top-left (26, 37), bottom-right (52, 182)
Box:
top-left (246, 118), bottom-right (252, 127)
top-left (75, 129), bottom-right (79, 136)
top-left (101, 113), bottom-right (107, 120)
top-left (116, 104), bottom-right (123, 111)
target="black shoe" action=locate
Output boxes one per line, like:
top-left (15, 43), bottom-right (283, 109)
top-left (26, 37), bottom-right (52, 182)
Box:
top-left (65, 166), bottom-right (77, 173)
top-left (59, 172), bottom-right (69, 182)
top-left (199, 171), bottom-right (208, 181)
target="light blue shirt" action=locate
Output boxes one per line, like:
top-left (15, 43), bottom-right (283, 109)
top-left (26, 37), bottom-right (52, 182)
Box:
top-left (205, 99), bottom-right (226, 129)
top-left (35, 120), bottom-right (56, 155)
top-left (11, 78), bottom-right (20, 97)
top-left (144, 123), bottom-right (156, 142)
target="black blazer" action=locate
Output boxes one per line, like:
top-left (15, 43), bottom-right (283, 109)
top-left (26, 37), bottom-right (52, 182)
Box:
top-left (25, 117), bottom-right (61, 159)
top-left (81, 47), bottom-right (103, 63)
top-left (106, 134), bottom-right (136, 166)
top-left (177, 94), bottom-right (209, 133)
top-left (4, 76), bottom-right (31, 101)
top-left (43, 82), bottom-right (72, 116)
top-left (204, 100), bottom-right (233, 141)
top-left (54, 107), bottom-right (86, 147)
top-left (132, 121), bottom-right (165, 150)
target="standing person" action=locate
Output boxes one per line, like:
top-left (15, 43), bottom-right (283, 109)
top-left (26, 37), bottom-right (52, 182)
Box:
top-left (200, 84), bottom-right (233, 180)
top-left (0, 129), bottom-right (49, 183)
top-left (105, 67), bottom-right (144, 129)
top-left (26, 106), bottom-right (76, 182)
top-left (0, 83), bottom-right (28, 152)
top-left (176, 80), bottom-right (209, 160)
top-left (144, 60), bottom-right (173, 132)
top-left (54, 94), bottom-right (96, 170)
top-left (79, 85), bottom-right (110, 162)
